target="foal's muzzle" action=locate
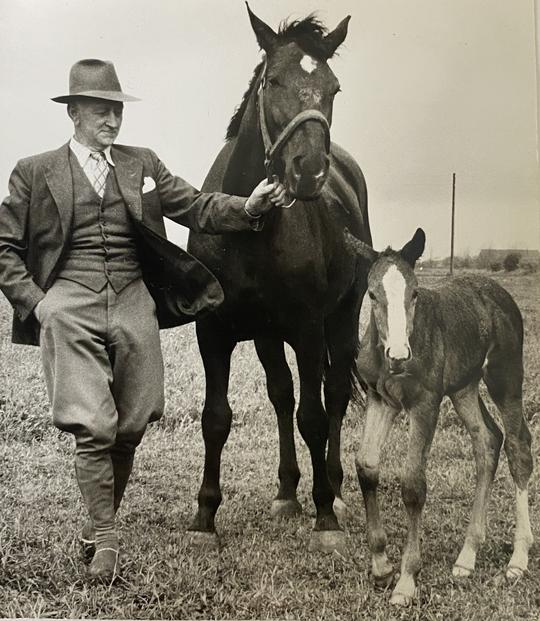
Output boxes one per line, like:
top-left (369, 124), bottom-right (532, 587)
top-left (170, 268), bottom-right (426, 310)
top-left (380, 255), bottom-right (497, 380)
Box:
top-left (385, 345), bottom-right (412, 374)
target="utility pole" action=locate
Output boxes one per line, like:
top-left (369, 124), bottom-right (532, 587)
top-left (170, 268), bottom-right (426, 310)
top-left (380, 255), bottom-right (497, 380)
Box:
top-left (450, 172), bottom-right (456, 275)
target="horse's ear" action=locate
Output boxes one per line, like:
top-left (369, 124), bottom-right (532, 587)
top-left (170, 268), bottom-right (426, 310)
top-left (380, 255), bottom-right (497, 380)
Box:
top-left (343, 228), bottom-right (378, 264)
top-left (400, 228), bottom-right (426, 267)
top-left (246, 3), bottom-right (278, 53)
top-left (324, 16), bottom-right (351, 57)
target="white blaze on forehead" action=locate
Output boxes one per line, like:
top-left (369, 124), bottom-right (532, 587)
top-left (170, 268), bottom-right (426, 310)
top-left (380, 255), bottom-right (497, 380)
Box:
top-left (300, 54), bottom-right (318, 74)
top-left (382, 264), bottom-right (409, 359)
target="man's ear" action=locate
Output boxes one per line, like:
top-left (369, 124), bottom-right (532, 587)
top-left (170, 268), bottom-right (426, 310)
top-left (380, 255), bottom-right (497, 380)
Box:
top-left (246, 3), bottom-right (278, 53)
top-left (400, 228), bottom-right (426, 266)
top-left (343, 228), bottom-right (378, 264)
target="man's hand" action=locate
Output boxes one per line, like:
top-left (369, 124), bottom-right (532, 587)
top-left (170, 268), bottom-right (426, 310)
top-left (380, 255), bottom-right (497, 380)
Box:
top-left (244, 178), bottom-right (289, 217)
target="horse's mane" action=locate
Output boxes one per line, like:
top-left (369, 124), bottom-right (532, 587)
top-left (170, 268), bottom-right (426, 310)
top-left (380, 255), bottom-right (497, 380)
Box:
top-left (226, 15), bottom-right (332, 140)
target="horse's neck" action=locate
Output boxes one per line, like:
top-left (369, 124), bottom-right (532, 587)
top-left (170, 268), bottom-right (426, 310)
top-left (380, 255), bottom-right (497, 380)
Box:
top-left (222, 88), bottom-right (267, 196)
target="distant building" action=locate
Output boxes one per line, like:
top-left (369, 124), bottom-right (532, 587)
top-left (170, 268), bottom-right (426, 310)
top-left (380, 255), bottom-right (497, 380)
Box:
top-left (477, 249), bottom-right (540, 268)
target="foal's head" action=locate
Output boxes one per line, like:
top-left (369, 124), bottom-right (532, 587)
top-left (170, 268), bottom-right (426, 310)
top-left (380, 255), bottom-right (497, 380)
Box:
top-left (246, 5), bottom-right (350, 200)
top-left (346, 229), bottom-right (426, 374)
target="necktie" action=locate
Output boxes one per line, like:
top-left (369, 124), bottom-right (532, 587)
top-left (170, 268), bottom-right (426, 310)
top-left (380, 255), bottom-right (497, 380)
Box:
top-left (89, 151), bottom-right (109, 198)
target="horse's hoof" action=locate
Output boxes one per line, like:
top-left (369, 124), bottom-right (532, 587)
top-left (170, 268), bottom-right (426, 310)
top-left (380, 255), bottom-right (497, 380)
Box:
top-left (506, 565), bottom-right (525, 581)
top-left (185, 531), bottom-right (220, 550)
top-left (309, 530), bottom-right (348, 557)
top-left (270, 499), bottom-right (303, 519)
top-left (333, 497), bottom-right (348, 525)
top-left (452, 563), bottom-right (473, 578)
top-left (374, 569), bottom-right (395, 590)
top-left (390, 590), bottom-right (415, 607)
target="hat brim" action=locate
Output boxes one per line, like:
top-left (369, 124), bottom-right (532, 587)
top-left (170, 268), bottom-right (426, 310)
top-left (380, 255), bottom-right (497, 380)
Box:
top-left (51, 90), bottom-right (140, 103)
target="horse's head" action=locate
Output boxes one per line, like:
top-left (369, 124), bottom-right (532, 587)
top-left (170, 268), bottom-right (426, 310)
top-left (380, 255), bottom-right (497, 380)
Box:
top-left (247, 5), bottom-right (350, 201)
top-left (345, 228), bottom-right (426, 374)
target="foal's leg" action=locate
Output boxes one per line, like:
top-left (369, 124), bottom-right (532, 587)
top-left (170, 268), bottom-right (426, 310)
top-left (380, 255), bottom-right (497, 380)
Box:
top-left (450, 382), bottom-right (503, 577)
top-left (254, 336), bottom-right (302, 518)
top-left (292, 325), bottom-right (345, 554)
top-left (324, 294), bottom-right (364, 524)
top-left (485, 359), bottom-right (534, 579)
top-left (356, 390), bottom-right (398, 586)
top-left (391, 399), bottom-right (440, 606)
top-left (188, 319), bottom-right (236, 545)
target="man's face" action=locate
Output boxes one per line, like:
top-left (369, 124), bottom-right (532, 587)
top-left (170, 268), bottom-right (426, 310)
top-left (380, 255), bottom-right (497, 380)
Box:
top-left (69, 97), bottom-right (123, 150)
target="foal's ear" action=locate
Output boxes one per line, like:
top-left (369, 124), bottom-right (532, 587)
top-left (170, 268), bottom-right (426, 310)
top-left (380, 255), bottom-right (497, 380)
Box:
top-left (343, 228), bottom-right (378, 264)
top-left (246, 3), bottom-right (278, 53)
top-left (400, 228), bottom-right (426, 266)
top-left (324, 16), bottom-right (351, 57)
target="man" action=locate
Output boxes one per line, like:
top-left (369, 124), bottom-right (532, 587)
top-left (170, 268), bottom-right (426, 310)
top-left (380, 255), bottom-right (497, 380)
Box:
top-left (0, 59), bottom-right (287, 581)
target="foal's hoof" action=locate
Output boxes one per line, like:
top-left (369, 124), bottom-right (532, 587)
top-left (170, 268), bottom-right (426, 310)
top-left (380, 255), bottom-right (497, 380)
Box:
top-left (390, 590), bottom-right (415, 607)
top-left (309, 530), bottom-right (348, 557)
top-left (506, 565), bottom-right (526, 581)
top-left (332, 497), bottom-right (348, 526)
top-left (373, 570), bottom-right (395, 590)
top-left (185, 531), bottom-right (220, 550)
top-left (270, 499), bottom-right (303, 519)
top-left (452, 563), bottom-right (473, 578)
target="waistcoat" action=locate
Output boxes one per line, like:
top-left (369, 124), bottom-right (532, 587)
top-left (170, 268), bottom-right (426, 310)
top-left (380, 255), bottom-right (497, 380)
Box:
top-left (56, 152), bottom-right (142, 292)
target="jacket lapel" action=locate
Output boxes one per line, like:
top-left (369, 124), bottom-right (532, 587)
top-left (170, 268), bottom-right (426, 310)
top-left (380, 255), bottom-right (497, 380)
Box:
top-left (44, 143), bottom-right (74, 240)
top-left (111, 147), bottom-right (143, 221)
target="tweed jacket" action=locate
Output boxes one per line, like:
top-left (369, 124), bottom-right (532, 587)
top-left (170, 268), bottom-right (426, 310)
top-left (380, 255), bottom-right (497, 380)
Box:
top-left (0, 142), bottom-right (262, 345)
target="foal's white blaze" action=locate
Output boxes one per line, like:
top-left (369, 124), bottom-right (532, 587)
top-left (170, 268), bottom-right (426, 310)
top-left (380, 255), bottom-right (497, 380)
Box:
top-left (300, 54), bottom-right (318, 74)
top-left (382, 265), bottom-right (410, 359)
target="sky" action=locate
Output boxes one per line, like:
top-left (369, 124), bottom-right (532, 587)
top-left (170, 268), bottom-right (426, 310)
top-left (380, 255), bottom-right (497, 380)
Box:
top-left (0, 0), bottom-right (538, 258)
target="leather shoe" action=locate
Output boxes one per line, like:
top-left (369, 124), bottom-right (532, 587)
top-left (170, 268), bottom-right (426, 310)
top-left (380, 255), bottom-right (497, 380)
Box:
top-left (89, 547), bottom-right (119, 582)
top-left (80, 519), bottom-right (96, 558)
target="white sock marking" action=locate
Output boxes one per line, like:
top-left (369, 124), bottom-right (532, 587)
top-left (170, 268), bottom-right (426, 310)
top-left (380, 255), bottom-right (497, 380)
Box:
top-left (300, 55), bottom-right (318, 74)
top-left (382, 265), bottom-right (409, 359)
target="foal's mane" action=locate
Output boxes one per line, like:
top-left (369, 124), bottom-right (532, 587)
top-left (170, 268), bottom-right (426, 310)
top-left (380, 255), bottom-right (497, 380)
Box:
top-left (226, 15), bottom-right (332, 140)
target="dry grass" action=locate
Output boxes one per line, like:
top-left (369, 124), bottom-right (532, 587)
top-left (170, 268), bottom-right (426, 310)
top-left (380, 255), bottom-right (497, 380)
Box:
top-left (0, 268), bottom-right (539, 619)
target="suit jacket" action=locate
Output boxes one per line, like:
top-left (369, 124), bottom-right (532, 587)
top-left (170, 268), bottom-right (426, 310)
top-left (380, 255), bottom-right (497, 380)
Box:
top-left (0, 142), bottom-right (262, 345)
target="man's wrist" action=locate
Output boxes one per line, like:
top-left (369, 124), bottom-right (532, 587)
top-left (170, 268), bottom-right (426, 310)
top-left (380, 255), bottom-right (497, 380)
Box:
top-left (244, 200), bottom-right (261, 219)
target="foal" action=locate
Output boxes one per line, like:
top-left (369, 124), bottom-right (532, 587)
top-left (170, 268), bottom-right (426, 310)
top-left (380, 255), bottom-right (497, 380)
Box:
top-left (346, 228), bottom-right (533, 606)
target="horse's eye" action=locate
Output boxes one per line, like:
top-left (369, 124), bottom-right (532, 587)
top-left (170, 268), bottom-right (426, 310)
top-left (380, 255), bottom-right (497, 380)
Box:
top-left (412, 290), bottom-right (418, 300)
top-left (368, 291), bottom-right (376, 301)
top-left (268, 77), bottom-right (281, 87)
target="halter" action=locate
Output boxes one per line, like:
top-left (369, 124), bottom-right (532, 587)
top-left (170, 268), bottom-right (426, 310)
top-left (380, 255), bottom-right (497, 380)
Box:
top-left (256, 59), bottom-right (331, 208)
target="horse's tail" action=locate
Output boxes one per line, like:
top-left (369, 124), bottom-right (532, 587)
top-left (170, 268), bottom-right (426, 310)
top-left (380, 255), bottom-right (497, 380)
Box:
top-left (322, 335), bottom-right (366, 411)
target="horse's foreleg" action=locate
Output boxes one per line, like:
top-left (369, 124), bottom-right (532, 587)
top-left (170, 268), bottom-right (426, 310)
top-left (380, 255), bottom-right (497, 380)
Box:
top-left (391, 400), bottom-right (439, 607)
top-left (188, 321), bottom-right (236, 546)
top-left (254, 336), bottom-right (301, 518)
top-left (324, 295), bottom-right (363, 524)
top-left (450, 383), bottom-right (503, 577)
top-left (356, 390), bottom-right (398, 586)
top-left (292, 326), bottom-right (345, 554)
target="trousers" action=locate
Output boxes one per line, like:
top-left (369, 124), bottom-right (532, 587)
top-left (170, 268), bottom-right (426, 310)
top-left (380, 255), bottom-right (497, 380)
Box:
top-left (38, 277), bottom-right (165, 541)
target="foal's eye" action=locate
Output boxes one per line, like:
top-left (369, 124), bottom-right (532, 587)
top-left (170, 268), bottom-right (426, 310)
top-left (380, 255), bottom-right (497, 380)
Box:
top-left (411, 290), bottom-right (418, 300)
top-left (368, 291), bottom-right (376, 301)
top-left (268, 77), bottom-right (281, 87)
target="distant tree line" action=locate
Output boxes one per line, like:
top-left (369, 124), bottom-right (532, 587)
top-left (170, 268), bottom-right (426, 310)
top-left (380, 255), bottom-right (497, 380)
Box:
top-left (420, 250), bottom-right (539, 273)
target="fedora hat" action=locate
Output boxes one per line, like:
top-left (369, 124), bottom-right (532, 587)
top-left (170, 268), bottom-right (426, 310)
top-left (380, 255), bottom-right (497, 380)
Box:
top-left (52, 59), bottom-right (139, 103)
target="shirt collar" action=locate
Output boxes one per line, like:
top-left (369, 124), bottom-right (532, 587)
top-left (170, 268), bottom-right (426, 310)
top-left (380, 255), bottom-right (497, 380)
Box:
top-left (69, 137), bottom-right (115, 167)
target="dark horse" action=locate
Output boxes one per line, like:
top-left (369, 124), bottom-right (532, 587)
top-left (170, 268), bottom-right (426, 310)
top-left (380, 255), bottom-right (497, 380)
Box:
top-left (187, 6), bottom-right (372, 553)
top-left (345, 229), bottom-right (533, 605)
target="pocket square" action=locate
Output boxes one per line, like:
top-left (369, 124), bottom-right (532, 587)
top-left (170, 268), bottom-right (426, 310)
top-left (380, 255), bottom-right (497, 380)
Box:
top-left (142, 176), bottom-right (156, 194)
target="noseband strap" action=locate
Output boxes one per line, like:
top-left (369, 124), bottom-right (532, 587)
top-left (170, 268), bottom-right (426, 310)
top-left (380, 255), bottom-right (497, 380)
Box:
top-left (256, 61), bottom-right (331, 184)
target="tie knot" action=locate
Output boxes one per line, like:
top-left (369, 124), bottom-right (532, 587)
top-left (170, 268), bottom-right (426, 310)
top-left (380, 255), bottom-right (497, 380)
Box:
top-left (90, 151), bottom-right (105, 162)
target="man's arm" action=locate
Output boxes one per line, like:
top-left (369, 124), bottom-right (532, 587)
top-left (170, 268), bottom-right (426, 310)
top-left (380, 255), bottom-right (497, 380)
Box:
top-left (0, 161), bottom-right (45, 321)
top-left (149, 151), bottom-right (285, 233)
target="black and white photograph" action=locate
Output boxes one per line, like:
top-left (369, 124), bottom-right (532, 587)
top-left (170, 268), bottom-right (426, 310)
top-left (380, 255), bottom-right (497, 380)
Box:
top-left (0, 0), bottom-right (538, 619)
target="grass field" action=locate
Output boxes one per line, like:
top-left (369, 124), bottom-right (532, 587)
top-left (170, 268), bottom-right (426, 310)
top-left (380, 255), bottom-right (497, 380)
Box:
top-left (0, 268), bottom-right (538, 620)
